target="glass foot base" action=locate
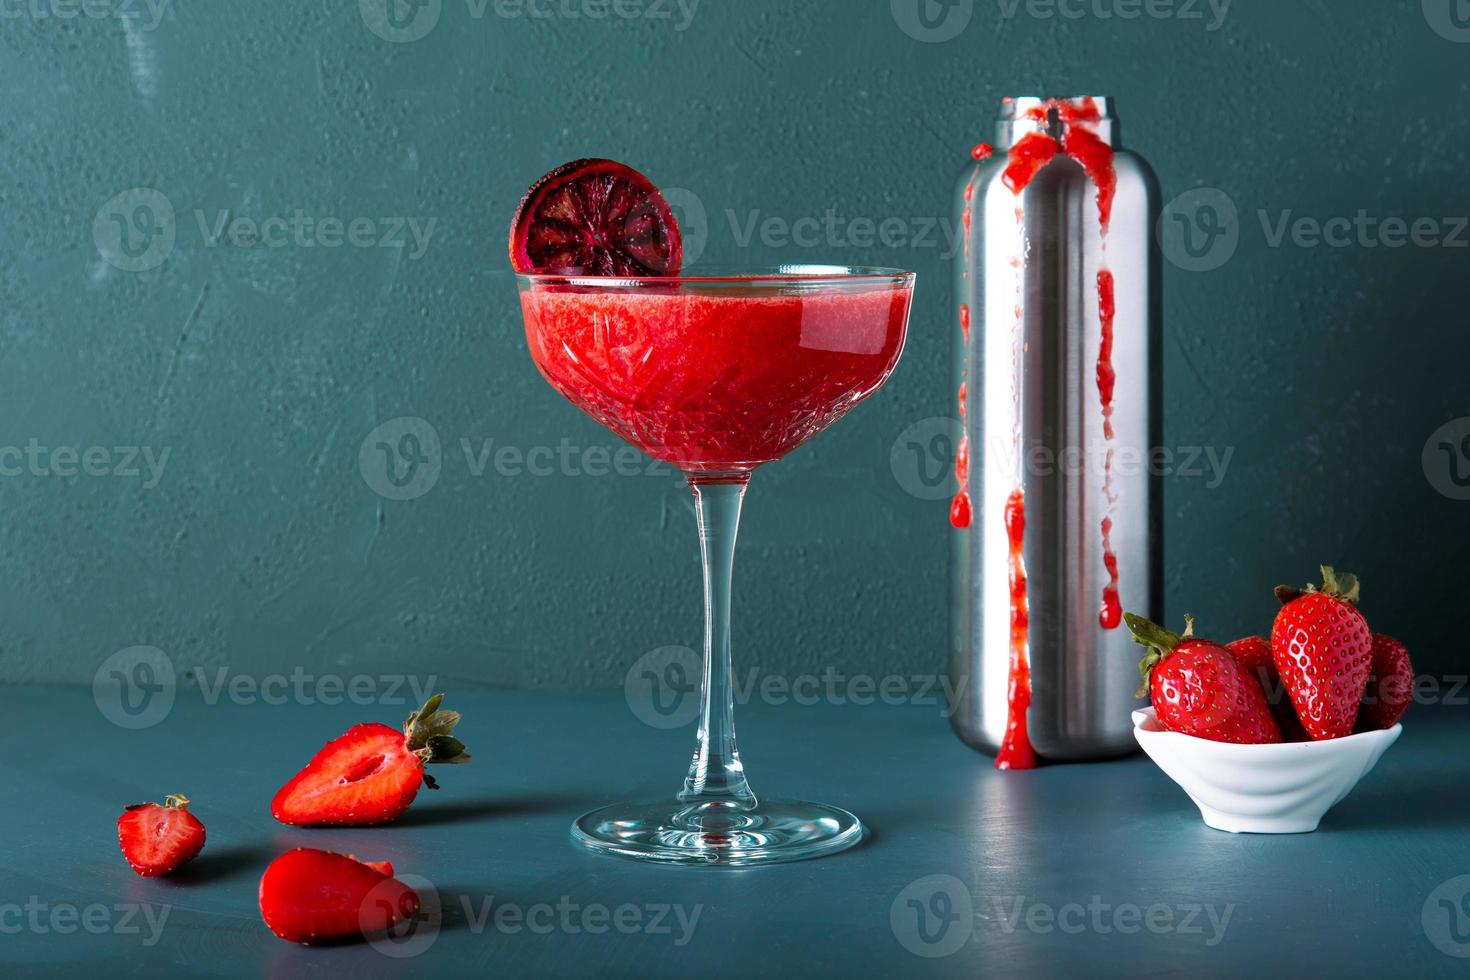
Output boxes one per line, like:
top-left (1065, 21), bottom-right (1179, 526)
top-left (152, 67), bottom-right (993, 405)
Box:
top-left (571, 798), bottom-right (865, 867)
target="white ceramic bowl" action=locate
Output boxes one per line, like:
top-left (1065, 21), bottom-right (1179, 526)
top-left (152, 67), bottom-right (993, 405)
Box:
top-left (1131, 708), bottom-right (1402, 834)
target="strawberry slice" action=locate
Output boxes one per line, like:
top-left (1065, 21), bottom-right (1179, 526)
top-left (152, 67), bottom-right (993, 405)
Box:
top-left (117, 794), bottom-right (206, 876)
top-left (509, 158), bottom-right (682, 276)
top-left (1272, 566), bottom-right (1373, 740)
top-left (271, 695), bottom-right (470, 826)
top-left (259, 848), bottom-right (419, 945)
top-left (1126, 614), bottom-right (1282, 745)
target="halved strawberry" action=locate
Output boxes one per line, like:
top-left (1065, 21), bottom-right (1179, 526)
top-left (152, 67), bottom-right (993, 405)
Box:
top-left (271, 695), bottom-right (470, 826)
top-left (1272, 566), bottom-right (1373, 740)
top-left (508, 158), bottom-right (682, 276)
top-left (1126, 614), bottom-right (1281, 744)
top-left (259, 848), bottom-right (419, 945)
top-left (1358, 633), bottom-right (1413, 731)
top-left (117, 794), bottom-right (206, 876)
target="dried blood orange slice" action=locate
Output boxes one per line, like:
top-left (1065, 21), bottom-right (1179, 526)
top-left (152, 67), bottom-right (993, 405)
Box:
top-left (509, 158), bottom-right (682, 276)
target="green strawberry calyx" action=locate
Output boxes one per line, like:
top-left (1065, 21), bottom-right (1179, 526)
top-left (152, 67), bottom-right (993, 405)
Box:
top-left (1274, 564), bottom-right (1361, 606)
top-left (403, 694), bottom-right (471, 785)
top-left (1124, 613), bottom-right (1195, 699)
top-left (125, 794), bottom-right (191, 812)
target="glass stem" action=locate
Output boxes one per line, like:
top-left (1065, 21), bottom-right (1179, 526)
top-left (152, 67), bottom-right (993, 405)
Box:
top-left (678, 475), bottom-right (757, 808)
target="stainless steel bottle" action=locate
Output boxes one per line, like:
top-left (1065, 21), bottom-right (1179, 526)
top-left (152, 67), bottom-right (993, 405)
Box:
top-left (948, 97), bottom-right (1161, 763)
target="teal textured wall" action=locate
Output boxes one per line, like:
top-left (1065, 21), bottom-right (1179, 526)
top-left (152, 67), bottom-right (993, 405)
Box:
top-left (2, 0), bottom-right (1467, 690)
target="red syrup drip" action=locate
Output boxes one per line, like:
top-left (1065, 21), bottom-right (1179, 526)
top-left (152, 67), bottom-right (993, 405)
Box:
top-left (952, 284), bottom-right (973, 529)
top-left (1081, 116), bottom-right (1120, 629)
top-left (1021, 98), bottom-right (1123, 632)
top-left (961, 160), bottom-right (980, 266)
top-left (955, 142), bottom-right (985, 525)
top-left (1002, 132), bottom-right (1059, 195)
top-left (950, 490), bottom-right (972, 529)
top-left (951, 374), bottom-right (971, 529)
top-left (1057, 96), bottom-right (1101, 124)
top-left (994, 175), bottom-right (1040, 768)
top-left (1061, 123), bottom-right (1116, 233)
top-left (1096, 269), bottom-right (1116, 440)
top-left (996, 488), bottom-right (1036, 770)
top-left (1097, 270), bottom-right (1119, 627)
top-left (961, 147), bottom-right (992, 269)
top-left (1100, 517), bottom-right (1122, 630)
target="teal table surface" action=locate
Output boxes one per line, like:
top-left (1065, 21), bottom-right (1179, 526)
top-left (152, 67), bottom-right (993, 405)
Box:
top-left (2, 688), bottom-right (1464, 978)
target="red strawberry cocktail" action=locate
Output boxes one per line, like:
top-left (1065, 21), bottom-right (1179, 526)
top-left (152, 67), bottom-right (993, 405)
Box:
top-left (515, 268), bottom-right (913, 868)
top-left (510, 158), bottom-right (914, 867)
top-left (520, 277), bottom-right (910, 474)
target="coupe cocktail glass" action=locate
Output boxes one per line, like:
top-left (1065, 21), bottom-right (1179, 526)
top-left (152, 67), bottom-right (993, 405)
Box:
top-left (516, 265), bottom-right (914, 866)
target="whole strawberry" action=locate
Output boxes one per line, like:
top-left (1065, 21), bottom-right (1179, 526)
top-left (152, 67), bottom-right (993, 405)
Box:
top-left (1358, 633), bottom-right (1413, 731)
top-left (1225, 635), bottom-right (1274, 685)
top-left (272, 695), bottom-right (470, 826)
top-left (1125, 614), bottom-right (1282, 744)
top-left (118, 794), bottom-right (206, 876)
top-left (259, 849), bottom-right (420, 944)
top-left (1272, 566), bottom-right (1373, 740)
top-left (1226, 636), bottom-right (1308, 742)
